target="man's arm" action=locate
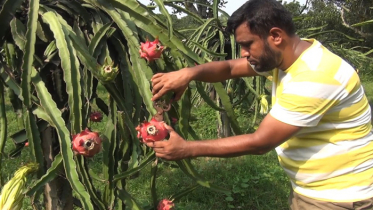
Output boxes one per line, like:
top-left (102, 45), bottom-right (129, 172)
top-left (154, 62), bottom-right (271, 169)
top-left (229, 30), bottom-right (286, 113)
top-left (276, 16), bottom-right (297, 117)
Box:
top-left (147, 114), bottom-right (302, 160)
top-left (151, 58), bottom-right (259, 101)
top-left (188, 58), bottom-right (259, 83)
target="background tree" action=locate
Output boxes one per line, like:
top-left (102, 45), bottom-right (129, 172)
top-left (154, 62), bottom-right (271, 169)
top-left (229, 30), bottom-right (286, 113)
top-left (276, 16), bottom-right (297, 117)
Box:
top-left (284, 0), bottom-right (373, 76)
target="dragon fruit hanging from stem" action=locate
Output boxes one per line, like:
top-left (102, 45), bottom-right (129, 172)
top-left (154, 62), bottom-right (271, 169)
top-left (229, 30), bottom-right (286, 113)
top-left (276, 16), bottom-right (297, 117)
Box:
top-left (136, 118), bottom-right (168, 143)
top-left (139, 37), bottom-right (164, 62)
top-left (72, 128), bottom-right (102, 157)
top-left (157, 198), bottom-right (175, 210)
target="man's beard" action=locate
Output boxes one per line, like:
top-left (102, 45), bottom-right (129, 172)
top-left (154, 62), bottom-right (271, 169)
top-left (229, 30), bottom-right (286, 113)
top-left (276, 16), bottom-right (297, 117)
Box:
top-left (253, 41), bottom-right (281, 72)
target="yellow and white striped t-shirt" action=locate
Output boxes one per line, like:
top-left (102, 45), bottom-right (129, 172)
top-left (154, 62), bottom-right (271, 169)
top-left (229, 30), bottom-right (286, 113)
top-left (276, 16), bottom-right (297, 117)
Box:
top-left (268, 39), bottom-right (373, 202)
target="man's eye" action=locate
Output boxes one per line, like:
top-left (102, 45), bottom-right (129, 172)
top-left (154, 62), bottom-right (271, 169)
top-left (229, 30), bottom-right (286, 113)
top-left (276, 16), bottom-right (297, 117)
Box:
top-left (241, 42), bottom-right (252, 48)
top-left (241, 44), bottom-right (250, 49)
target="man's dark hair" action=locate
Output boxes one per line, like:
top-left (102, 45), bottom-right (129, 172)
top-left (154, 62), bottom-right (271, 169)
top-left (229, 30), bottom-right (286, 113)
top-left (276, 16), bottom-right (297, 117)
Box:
top-left (226, 0), bottom-right (296, 38)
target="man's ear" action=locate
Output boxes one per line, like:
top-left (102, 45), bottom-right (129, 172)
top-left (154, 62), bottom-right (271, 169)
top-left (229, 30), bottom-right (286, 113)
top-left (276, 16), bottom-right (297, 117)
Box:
top-left (268, 27), bottom-right (284, 46)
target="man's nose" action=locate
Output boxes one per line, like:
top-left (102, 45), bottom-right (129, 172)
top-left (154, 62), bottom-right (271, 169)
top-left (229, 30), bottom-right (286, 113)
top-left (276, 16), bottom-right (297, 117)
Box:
top-left (241, 48), bottom-right (250, 58)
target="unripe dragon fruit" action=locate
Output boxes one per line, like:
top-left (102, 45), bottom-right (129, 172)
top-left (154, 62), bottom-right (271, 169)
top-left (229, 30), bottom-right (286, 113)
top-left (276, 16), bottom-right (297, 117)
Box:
top-left (139, 38), bottom-right (164, 62)
top-left (136, 118), bottom-right (168, 143)
top-left (157, 199), bottom-right (175, 210)
top-left (0, 163), bottom-right (39, 210)
top-left (99, 57), bottom-right (119, 83)
top-left (259, 95), bottom-right (269, 115)
top-left (90, 111), bottom-right (103, 122)
top-left (72, 128), bottom-right (102, 157)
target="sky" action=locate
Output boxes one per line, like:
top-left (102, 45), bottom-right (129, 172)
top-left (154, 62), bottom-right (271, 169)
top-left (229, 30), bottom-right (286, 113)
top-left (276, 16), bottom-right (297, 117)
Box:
top-left (138, 0), bottom-right (308, 15)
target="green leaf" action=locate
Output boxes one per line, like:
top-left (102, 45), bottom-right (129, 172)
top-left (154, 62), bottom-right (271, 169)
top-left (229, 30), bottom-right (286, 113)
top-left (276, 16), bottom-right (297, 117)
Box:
top-left (213, 82), bottom-right (242, 135)
top-left (31, 68), bottom-right (94, 210)
top-left (179, 88), bottom-right (191, 139)
top-left (363, 49), bottom-right (373, 56)
top-left (189, 40), bottom-right (227, 58)
top-left (36, 19), bottom-right (50, 42)
top-left (0, 0), bottom-right (24, 46)
top-left (113, 152), bottom-right (155, 181)
top-left (24, 111), bottom-right (45, 177)
top-left (26, 154), bottom-right (63, 196)
top-left (21, 0), bottom-right (39, 108)
top-left (153, 0), bottom-right (173, 39)
top-left (0, 65), bottom-right (23, 101)
top-left (41, 11), bottom-right (82, 133)
top-left (10, 18), bottom-right (27, 51)
top-left (76, 156), bottom-right (107, 210)
top-left (19, 0), bottom-right (45, 177)
top-left (169, 184), bottom-right (199, 202)
top-left (213, 0), bottom-right (219, 19)
top-left (88, 22), bottom-right (113, 55)
top-left (116, 189), bottom-right (144, 210)
top-left (164, 0), bottom-right (230, 18)
top-left (118, 112), bottom-right (140, 169)
top-left (43, 40), bottom-right (57, 59)
top-left (109, 36), bottom-right (135, 114)
top-left (163, 2), bottom-right (204, 24)
top-left (351, 19), bottom-right (373, 27)
top-left (102, 98), bottom-right (117, 206)
top-left (0, 81), bottom-right (7, 185)
top-left (59, 0), bottom-right (92, 23)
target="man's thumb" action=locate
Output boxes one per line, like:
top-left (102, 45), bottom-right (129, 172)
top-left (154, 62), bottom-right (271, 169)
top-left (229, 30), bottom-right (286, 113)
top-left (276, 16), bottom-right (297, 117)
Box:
top-left (162, 122), bottom-right (174, 133)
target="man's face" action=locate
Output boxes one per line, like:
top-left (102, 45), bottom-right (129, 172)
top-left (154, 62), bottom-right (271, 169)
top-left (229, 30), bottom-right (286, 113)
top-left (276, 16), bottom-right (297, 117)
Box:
top-left (235, 23), bottom-right (281, 72)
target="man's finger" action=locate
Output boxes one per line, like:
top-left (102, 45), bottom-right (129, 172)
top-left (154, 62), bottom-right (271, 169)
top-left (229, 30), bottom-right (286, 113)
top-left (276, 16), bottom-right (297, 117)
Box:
top-left (145, 142), bottom-right (155, 148)
top-left (162, 123), bottom-right (174, 133)
top-left (151, 73), bottom-right (164, 81)
top-left (146, 140), bottom-right (167, 148)
top-left (153, 147), bottom-right (165, 153)
top-left (152, 88), bottom-right (168, 101)
top-left (155, 152), bottom-right (166, 159)
top-left (173, 92), bottom-right (183, 102)
top-left (151, 77), bottom-right (162, 87)
top-left (151, 82), bottom-right (163, 95)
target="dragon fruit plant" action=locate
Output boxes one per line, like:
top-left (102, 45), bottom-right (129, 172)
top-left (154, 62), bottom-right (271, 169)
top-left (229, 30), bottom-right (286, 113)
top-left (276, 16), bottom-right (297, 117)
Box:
top-left (139, 38), bottom-right (165, 62)
top-left (72, 128), bottom-right (102, 157)
top-left (136, 118), bottom-right (169, 143)
top-left (0, 0), bottom-right (235, 209)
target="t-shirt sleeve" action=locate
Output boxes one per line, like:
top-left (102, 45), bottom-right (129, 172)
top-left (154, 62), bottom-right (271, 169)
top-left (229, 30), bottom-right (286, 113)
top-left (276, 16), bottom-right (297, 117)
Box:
top-left (269, 72), bottom-right (344, 127)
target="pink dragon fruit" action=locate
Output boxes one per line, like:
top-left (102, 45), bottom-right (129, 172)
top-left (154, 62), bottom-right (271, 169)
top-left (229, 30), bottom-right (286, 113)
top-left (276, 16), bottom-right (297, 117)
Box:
top-left (90, 111), bottom-right (103, 122)
top-left (72, 128), bottom-right (102, 157)
top-left (136, 118), bottom-right (168, 143)
top-left (139, 38), bottom-right (164, 62)
top-left (157, 199), bottom-right (175, 210)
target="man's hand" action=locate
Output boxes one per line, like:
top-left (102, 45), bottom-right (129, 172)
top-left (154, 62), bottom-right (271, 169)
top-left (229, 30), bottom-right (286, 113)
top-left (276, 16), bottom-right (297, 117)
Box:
top-left (147, 114), bottom-right (302, 159)
top-left (151, 69), bottom-right (191, 102)
top-left (146, 123), bottom-right (190, 160)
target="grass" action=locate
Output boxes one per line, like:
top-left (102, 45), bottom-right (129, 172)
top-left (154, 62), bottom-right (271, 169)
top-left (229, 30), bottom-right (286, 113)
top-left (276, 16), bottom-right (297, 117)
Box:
top-left (1, 75), bottom-right (373, 210)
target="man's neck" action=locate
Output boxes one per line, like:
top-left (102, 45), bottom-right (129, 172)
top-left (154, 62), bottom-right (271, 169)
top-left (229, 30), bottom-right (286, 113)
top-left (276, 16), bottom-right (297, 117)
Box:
top-left (279, 36), bottom-right (312, 70)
